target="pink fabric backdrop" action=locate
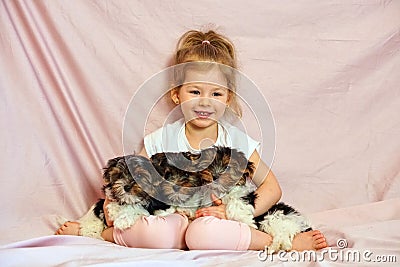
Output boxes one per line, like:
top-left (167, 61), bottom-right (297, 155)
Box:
top-left (1, 0), bottom-right (399, 257)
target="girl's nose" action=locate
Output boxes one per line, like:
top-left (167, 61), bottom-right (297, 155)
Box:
top-left (198, 97), bottom-right (211, 106)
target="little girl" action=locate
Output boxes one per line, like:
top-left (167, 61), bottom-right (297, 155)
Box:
top-left (56, 29), bottom-right (327, 252)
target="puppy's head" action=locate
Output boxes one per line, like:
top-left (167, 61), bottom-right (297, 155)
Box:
top-left (203, 146), bottom-right (255, 193)
top-left (152, 152), bottom-right (203, 205)
top-left (162, 169), bottom-right (202, 204)
top-left (102, 155), bottom-right (162, 205)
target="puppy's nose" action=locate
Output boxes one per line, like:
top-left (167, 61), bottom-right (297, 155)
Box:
top-left (124, 185), bottom-right (132, 192)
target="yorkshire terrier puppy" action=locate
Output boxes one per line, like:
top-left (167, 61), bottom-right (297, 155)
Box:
top-left (205, 146), bottom-right (313, 253)
top-left (101, 155), bottom-right (169, 230)
top-left (192, 146), bottom-right (258, 228)
top-left (69, 154), bottom-right (169, 239)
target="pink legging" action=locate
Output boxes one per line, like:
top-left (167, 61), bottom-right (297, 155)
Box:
top-left (113, 214), bottom-right (251, 250)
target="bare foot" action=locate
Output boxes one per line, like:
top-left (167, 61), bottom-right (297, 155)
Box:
top-left (248, 227), bottom-right (273, 250)
top-left (291, 230), bottom-right (327, 251)
top-left (55, 221), bottom-right (81, 236)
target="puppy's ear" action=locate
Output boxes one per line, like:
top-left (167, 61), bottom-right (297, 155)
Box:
top-left (150, 152), bottom-right (166, 166)
top-left (101, 184), bottom-right (108, 194)
top-left (103, 166), bottom-right (123, 183)
top-left (103, 161), bottom-right (115, 183)
top-left (199, 170), bottom-right (213, 184)
top-left (243, 161), bottom-right (256, 180)
top-left (103, 156), bottom-right (130, 183)
top-left (105, 156), bottom-right (124, 168)
top-left (103, 157), bottom-right (123, 183)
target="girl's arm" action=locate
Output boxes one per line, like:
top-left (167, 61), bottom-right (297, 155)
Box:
top-left (249, 150), bottom-right (282, 217)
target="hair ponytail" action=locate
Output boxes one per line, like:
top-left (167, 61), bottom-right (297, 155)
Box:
top-left (174, 30), bottom-right (237, 68)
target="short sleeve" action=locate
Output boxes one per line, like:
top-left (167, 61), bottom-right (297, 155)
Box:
top-left (143, 127), bottom-right (163, 158)
top-left (143, 119), bottom-right (187, 157)
top-left (219, 123), bottom-right (260, 159)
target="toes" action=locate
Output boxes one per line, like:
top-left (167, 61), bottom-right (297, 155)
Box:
top-left (313, 233), bottom-right (324, 240)
top-left (314, 241), bottom-right (328, 249)
top-left (54, 221), bottom-right (80, 236)
top-left (309, 230), bottom-right (328, 250)
top-left (311, 231), bottom-right (326, 241)
top-left (314, 236), bottom-right (328, 249)
top-left (311, 230), bottom-right (322, 236)
top-left (54, 224), bottom-right (66, 235)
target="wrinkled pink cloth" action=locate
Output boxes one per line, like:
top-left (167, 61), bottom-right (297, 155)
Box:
top-left (1, 1), bottom-right (400, 265)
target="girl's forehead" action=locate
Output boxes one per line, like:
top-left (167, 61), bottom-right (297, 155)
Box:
top-left (182, 82), bottom-right (229, 91)
top-left (183, 68), bottom-right (228, 88)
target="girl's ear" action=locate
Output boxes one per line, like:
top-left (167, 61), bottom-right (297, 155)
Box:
top-left (226, 90), bottom-right (233, 106)
top-left (170, 88), bottom-right (180, 104)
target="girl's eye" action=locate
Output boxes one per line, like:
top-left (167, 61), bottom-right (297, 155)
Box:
top-left (189, 90), bottom-right (200, 95)
top-left (212, 92), bottom-right (223, 97)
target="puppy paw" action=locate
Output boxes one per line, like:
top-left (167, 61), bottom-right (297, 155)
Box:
top-left (113, 204), bottom-right (150, 230)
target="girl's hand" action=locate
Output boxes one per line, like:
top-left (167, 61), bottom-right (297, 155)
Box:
top-left (195, 194), bottom-right (227, 219)
top-left (103, 197), bottom-right (114, 227)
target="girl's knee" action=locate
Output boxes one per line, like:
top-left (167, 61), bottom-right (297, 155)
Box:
top-left (185, 216), bottom-right (251, 250)
top-left (115, 214), bottom-right (188, 249)
top-left (185, 217), bottom-right (215, 250)
top-left (185, 216), bottom-right (228, 250)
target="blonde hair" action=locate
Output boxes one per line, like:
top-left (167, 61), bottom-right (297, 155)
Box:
top-left (172, 30), bottom-right (242, 118)
top-left (174, 30), bottom-right (236, 68)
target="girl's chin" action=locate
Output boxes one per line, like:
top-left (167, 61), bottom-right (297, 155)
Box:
top-left (185, 117), bottom-right (218, 127)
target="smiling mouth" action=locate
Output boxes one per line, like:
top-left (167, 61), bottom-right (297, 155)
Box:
top-left (194, 111), bottom-right (213, 119)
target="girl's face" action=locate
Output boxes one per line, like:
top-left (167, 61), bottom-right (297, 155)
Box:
top-left (171, 68), bottom-right (231, 129)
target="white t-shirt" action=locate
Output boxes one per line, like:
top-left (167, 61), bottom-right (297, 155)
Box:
top-left (144, 118), bottom-right (259, 158)
top-left (144, 118), bottom-right (262, 185)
